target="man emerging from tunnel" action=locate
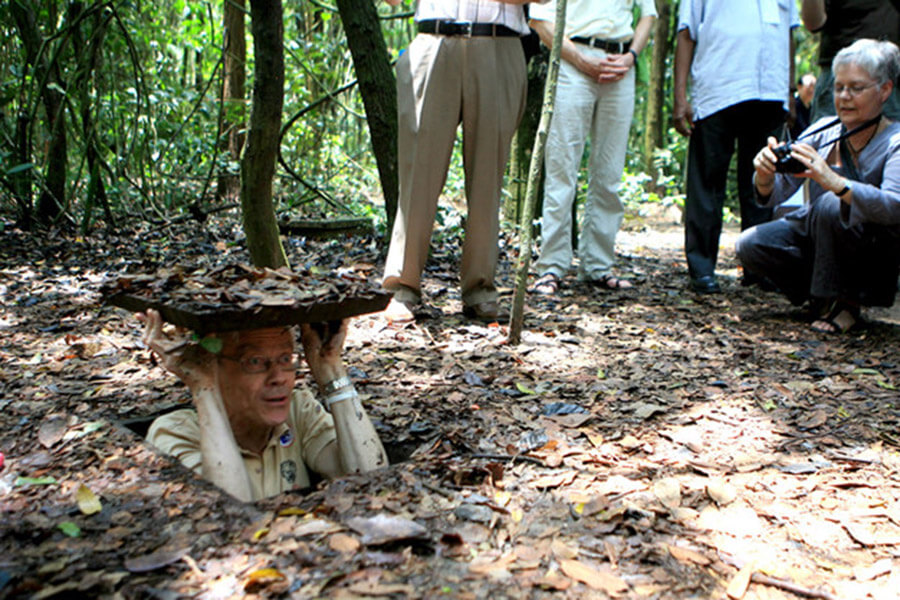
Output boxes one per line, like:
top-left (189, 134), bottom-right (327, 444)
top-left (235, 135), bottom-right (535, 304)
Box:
top-left (140, 310), bottom-right (387, 502)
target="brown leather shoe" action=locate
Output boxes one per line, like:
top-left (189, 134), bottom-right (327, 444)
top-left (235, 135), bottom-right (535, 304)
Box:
top-left (462, 301), bottom-right (509, 323)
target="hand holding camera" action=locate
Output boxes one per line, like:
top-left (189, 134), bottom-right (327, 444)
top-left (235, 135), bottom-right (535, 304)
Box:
top-left (771, 142), bottom-right (808, 174)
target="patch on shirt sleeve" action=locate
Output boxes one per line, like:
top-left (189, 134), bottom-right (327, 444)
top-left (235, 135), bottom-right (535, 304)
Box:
top-left (279, 429), bottom-right (294, 448)
top-left (280, 460), bottom-right (297, 485)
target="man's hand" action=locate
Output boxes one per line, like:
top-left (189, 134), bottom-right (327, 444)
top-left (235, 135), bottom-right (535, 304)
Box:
top-left (673, 99), bottom-right (694, 136)
top-left (595, 54), bottom-right (630, 83)
top-left (300, 320), bottom-right (348, 392)
top-left (138, 309), bottom-right (217, 392)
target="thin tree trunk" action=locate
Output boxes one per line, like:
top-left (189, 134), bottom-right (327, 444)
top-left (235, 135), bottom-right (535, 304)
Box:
top-left (335, 0), bottom-right (398, 243)
top-left (241, 0), bottom-right (289, 269)
top-left (11, 0), bottom-right (68, 227)
top-left (506, 50), bottom-right (546, 226)
top-left (641, 0), bottom-right (670, 188)
top-left (74, 4), bottom-right (114, 233)
top-left (13, 112), bottom-right (32, 227)
top-left (509, 0), bottom-right (567, 344)
top-left (217, 0), bottom-right (246, 203)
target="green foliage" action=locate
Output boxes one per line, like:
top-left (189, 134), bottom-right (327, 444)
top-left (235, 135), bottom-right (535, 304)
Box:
top-left (0, 0), bottom-right (820, 235)
top-left (0, 0), bottom-right (416, 232)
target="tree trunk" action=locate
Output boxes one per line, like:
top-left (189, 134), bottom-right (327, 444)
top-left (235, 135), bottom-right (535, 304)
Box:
top-left (241, 0), bottom-right (289, 269)
top-left (11, 0), bottom-right (68, 227)
top-left (506, 49), bottom-right (547, 226)
top-left (335, 0), bottom-right (398, 243)
top-left (509, 0), bottom-right (567, 344)
top-left (217, 0), bottom-right (247, 203)
top-left (642, 0), bottom-right (671, 189)
top-left (72, 3), bottom-right (114, 233)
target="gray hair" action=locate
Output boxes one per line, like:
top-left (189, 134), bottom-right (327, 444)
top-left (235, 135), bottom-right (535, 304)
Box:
top-left (833, 39), bottom-right (900, 86)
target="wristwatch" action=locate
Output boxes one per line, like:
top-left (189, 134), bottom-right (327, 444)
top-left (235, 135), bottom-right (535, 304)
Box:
top-left (837, 181), bottom-right (852, 197)
top-left (323, 375), bottom-right (353, 395)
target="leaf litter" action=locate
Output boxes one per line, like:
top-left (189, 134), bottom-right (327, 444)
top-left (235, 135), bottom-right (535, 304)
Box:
top-left (0, 216), bottom-right (899, 598)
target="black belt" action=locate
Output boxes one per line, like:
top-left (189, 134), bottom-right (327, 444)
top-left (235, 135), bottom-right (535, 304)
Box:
top-left (417, 20), bottom-right (521, 38)
top-left (570, 37), bottom-right (631, 53)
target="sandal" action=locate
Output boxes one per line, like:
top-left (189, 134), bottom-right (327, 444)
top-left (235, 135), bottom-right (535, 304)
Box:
top-left (811, 301), bottom-right (860, 334)
top-left (530, 272), bottom-right (560, 295)
top-left (588, 273), bottom-right (633, 290)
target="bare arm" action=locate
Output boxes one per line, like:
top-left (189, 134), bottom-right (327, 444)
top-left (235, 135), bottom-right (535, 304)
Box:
top-left (529, 18), bottom-right (604, 79)
top-left (629, 14), bottom-right (655, 57)
top-left (300, 321), bottom-right (387, 478)
top-left (800, 0), bottom-right (826, 31)
top-left (139, 310), bottom-right (254, 502)
top-left (673, 27), bottom-right (695, 136)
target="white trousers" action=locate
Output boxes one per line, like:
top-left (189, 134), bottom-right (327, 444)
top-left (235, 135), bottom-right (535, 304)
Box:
top-left (535, 48), bottom-right (635, 280)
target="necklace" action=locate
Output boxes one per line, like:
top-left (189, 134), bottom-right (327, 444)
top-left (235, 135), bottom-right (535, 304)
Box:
top-left (846, 116), bottom-right (881, 156)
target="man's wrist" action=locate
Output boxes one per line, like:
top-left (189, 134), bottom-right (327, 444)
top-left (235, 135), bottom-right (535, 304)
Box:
top-left (628, 48), bottom-right (638, 64)
top-left (325, 385), bottom-right (358, 411)
top-left (322, 375), bottom-right (353, 395)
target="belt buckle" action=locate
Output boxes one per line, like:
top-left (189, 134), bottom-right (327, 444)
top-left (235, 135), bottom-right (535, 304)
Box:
top-left (456, 21), bottom-right (473, 37)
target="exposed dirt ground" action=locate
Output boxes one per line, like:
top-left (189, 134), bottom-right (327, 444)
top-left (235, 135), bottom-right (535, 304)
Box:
top-left (1, 213), bottom-right (899, 599)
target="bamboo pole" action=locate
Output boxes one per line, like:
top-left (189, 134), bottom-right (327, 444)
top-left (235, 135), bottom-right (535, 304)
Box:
top-left (508, 0), bottom-right (567, 344)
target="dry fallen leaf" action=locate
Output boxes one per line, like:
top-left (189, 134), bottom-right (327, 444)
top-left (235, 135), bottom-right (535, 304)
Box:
top-left (550, 539), bottom-right (579, 560)
top-left (619, 435), bottom-right (642, 450)
top-left (653, 477), bottom-right (682, 509)
top-left (75, 484), bottom-right (102, 515)
top-left (853, 558), bottom-right (893, 581)
top-left (124, 546), bottom-right (191, 573)
top-left (243, 568), bottom-right (286, 592)
top-left (528, 471), bottom-right (577, 490)
top-left (38, 417), bottom-right (67, 449)
top-left (666, 544), bottom-right (711, 566)
top-left (536, 569), bottom-right (571, 591)
top-left (706, 478), bottom-right (738, 505)
top-left (328, 532), bottom-right (361, 554)
top-left (559, 559), bottom-right (628, 595)
top-left (468, 551), bottom-right (517, 575)
top-left (726, 563), bottom-right (753, 599)
top-left (347, 581), bottom-right (415, 596)
top-left (346, 513), bottom-right (427, 545)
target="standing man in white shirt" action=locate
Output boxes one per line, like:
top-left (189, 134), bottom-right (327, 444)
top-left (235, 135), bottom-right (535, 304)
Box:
top-left (674, 0), bottom-right (799, 294)
top-left (528, 0), bottom-right (656, 295)
top-left (381, 0), bottom-right (540, 323)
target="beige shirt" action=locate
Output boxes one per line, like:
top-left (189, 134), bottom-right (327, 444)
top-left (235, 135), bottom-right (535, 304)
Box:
top-left (414, 0), bottom-right (531, 34)
top-left (530, 0), bottom-right (658, 40)
top-left (147, 388), bottom-right (334, 500)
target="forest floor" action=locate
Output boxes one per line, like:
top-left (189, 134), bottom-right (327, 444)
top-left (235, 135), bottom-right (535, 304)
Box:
top-left (1, 210), bottom-right (899, 600)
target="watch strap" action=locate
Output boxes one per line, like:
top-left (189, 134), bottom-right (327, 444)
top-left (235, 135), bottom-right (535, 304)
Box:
top-left (323, 375), bottom-right (353, 395)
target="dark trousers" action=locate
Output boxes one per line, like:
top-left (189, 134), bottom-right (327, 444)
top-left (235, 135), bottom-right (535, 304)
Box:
top-left (685, 100), bottom-right (786, 279)
top-left (736, 196), bottom-right (900, 307)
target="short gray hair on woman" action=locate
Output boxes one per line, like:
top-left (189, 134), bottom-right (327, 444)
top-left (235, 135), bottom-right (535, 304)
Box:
top-left (833, 38), bottom-right (900, 87)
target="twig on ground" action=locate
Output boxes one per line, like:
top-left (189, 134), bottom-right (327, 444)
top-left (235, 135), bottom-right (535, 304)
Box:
top-left (469, 453), bottom-right (545, 466)
top-left (748, 572), bottom-right (840, 600)
top-left (421, 480), bottom-right (455, 499)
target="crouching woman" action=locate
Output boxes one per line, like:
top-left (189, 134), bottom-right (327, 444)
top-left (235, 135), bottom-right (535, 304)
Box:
top-left (737, 39), bottom-right (900, 333)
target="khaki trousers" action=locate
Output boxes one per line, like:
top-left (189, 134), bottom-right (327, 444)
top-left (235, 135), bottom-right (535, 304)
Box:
top-left (382, 33), bottom-right (526, 306)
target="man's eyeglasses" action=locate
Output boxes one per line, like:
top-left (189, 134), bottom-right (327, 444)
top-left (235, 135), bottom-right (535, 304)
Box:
top-left (833, 82), bottom-right (879, 97)
top-left (220, 353), bottom-right (297, 374)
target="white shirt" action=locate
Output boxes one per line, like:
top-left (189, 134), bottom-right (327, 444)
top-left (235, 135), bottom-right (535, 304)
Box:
top-left (678, 0), bottom-right (799, 120)
top-left (414, 0), bottom-right (531, 34)
top-left (530, 0), bottom-right (657, 40)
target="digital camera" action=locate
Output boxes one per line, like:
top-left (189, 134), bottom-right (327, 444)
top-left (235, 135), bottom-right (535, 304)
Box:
top-left (772, 142), bottom-right (806, 174)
